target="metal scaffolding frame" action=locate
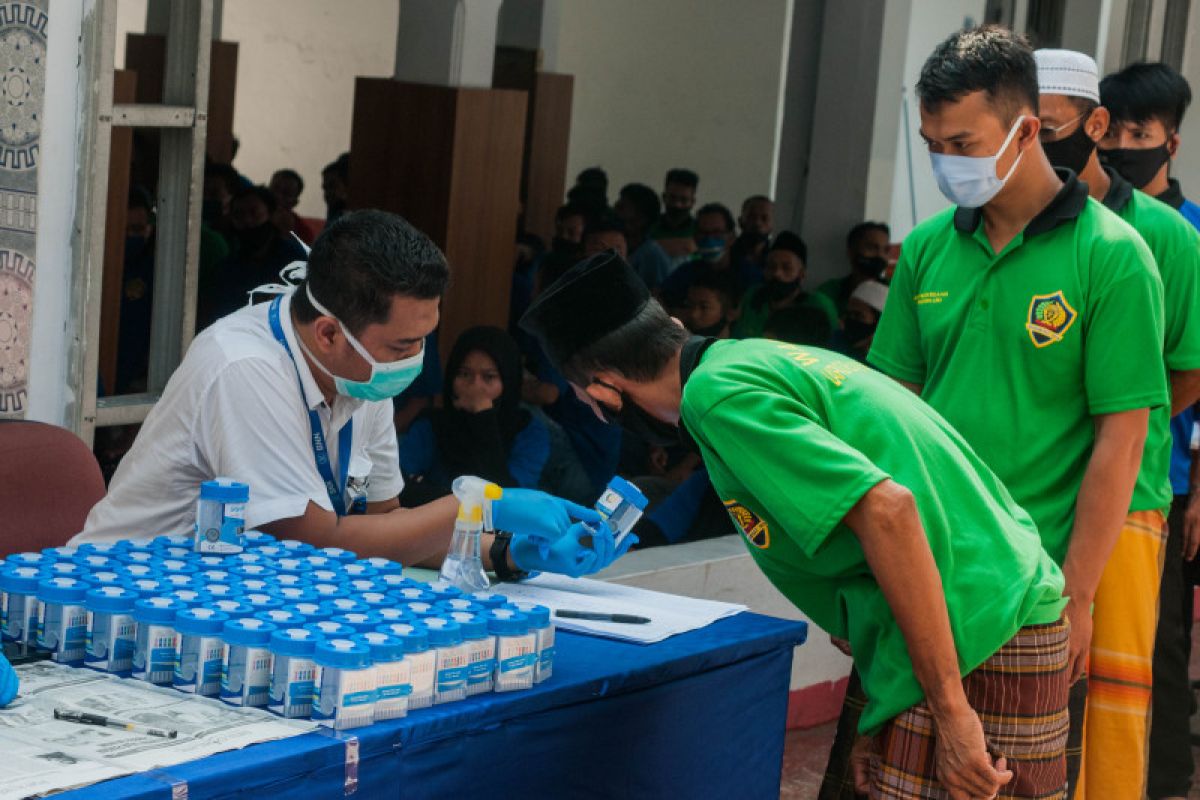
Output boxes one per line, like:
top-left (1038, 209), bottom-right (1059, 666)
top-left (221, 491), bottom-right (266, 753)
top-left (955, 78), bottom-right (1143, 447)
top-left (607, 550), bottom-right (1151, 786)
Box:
top-left (73, 0), bottom-right (212, 442)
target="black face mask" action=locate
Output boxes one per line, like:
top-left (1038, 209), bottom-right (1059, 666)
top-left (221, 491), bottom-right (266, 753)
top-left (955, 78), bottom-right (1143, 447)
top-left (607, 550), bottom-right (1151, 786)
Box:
top-left (599, 396), bottom-right (680, 448)
top-left (1042, 122), bottom-right (1098, 176)
top-left (1099, 145), bottom-right (1171, 190)
top-left (762, 279), bottom-right (800, 303)
top-left (853, 255), bottom-right (887, 281)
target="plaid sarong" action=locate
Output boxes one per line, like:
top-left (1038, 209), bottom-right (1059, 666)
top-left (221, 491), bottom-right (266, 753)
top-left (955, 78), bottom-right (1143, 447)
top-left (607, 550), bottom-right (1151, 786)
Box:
top-left (871, 619), bottom-right (1071, 799)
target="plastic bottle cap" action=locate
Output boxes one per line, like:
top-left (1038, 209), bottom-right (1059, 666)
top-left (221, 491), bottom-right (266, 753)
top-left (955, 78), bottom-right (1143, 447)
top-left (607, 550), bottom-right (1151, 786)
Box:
top-left (242, 593), bottom-right (283, 609)
top-left (437, 599), bottom-right (484, 614)
top-left (313, 638), bottom-right (371, 669)
top-left (376, 608), bottom-right (413, 622)
top-left (393, 588), bottom-right (435, 603)
top-left (240, 579), bottom-right (271, 593)
top-left (37, 577), bottom-right (89, 603)
top-left (272, 587), bottom-right (319, 603)
top-left (360, 592), bottom-right (391, 606)
top-left (232, 565), bottom-right (278, 579)
top-left (447, 612), bottom-right (487, 639)
top-left (242, 531), bottom-right (277, 547)
top-left (316, 548), bottom-right (356, 562)
top-left (341, 564), bottom-right (377, 578)
top-left (352, 632), bottom-right (404, 662)
top-left (291, 602), bottom-right (328, 620)
top-left (159, 547), bottom-right (192, 560)
top-left (197, 556), bottom-right (227, 566)
top-left (311, 583), bottom-right (347, 598)
top-left (84, 585), bottom-right (139, 613)
top-left (222, 617), bottom-right (277, 646)
top-left (84, 571), bottom-right (125, 586)
top-left (151, 534), bottom-right (194, 549)
top-left (304, 557), bottom-right (338, 570)
top-left (74, 555), bottom-right (115, 569)
top-left (278, 539), bottom-right (314, 554)
top-left (255, 609), bottom-right (303, 626)
top-left (270, 627), bottom-right (319, 657)
top-left (122, 578), bottom-right (167, 598)
top-left (169, 590), bottom-right (211, 606)
top-left (485, 608), bottom-right (530, 636)
top-left (121, 564), bottom-right (156, 578)
top-left (331, 612), bottom-right (382, 633)
top-left (0, 566), bottom-right (42, 593)
top-left (428, 581), bottom-right (464, 601)
top-left (161, 574), bottom-right (199, 588)
top-left (419, 617), bottom-right (463, 647)
top-left (206, 584), bottom-right (239, 597)
top-left (174, 608), bottom-right (230, 635)
top-left (358, 558), bottom-right (403, 576)
top-left (327, 598), bottom-right (366, 613)
top-left (510, 602), bottom-right (550, 628)
top-left (375, 623), bottom-right (429, 653)
top-left (199, 478), bottom-right (250, 503)
top-left (120, 551), bottom-right (158, 564)
top-left (344, 579), bottom-right (378, 594)
top-left (404, 602), bottom-right (437, 617)
top-left (211, 600), bottom-right (254, 618)
top-left (376, 574), bottom-right (412, 590)
top-left (467, 592), bottom-right (507, 609)
top-left (8, 552), bottom-right (46, 566)
top-left (133, 596), bottom-right (185, 623)
top-left (306, 621), bottom-right (355, 639)
top-left (42, 546), bottom-right (79, 560)
top-left (44, 562), bottom-right (85, 577)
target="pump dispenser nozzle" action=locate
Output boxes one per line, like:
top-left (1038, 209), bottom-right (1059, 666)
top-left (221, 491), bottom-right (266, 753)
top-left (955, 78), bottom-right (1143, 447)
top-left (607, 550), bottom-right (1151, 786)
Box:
top-left (439, 476), bottom-right (502, 593)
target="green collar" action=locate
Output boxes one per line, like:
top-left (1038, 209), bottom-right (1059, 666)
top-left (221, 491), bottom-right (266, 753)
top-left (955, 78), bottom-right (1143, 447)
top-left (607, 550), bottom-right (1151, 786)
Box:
top-left (1100, 166), bottom-right (1134, 213)
top-left (952, 168), bottom-right (1088, 240)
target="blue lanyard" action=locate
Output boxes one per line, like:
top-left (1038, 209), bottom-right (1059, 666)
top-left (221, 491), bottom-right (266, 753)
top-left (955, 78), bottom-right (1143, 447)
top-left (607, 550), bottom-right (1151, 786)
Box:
top-left (268, 296), bottom-right (352, 517)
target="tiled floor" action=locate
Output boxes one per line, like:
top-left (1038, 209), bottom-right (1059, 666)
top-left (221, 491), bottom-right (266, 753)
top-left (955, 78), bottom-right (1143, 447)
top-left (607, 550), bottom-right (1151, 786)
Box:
top-left (779, 622), bottom-right (1200, 799)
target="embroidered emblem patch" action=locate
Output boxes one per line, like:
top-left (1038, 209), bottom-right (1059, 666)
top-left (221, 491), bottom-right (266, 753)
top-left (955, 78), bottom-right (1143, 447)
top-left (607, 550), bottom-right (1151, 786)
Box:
top-left (723, 500), bottom-right (769, 549)
top-left (1026, 291), bottom-right (1077, 348)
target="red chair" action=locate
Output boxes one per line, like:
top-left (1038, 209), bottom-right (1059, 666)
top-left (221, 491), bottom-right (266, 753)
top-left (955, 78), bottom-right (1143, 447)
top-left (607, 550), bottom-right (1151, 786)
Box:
top-left (0, 421), bottom-right (106, 555)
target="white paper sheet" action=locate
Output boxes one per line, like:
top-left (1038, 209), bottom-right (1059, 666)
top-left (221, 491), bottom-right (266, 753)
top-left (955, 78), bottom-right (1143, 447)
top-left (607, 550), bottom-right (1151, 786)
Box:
top-left (0, 661), bottom-right (315, 799)
top-left (492, 574), bottom-right (746, 644)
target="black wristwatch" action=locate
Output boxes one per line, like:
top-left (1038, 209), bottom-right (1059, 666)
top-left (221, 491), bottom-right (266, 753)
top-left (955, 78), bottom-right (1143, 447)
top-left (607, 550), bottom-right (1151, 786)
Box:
top-left (490, 531), bottom-right (529, 582)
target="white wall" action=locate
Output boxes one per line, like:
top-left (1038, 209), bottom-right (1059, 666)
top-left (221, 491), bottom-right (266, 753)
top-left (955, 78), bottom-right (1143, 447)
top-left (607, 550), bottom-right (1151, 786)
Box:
top-left (553, 0), bottom-right (792, 216)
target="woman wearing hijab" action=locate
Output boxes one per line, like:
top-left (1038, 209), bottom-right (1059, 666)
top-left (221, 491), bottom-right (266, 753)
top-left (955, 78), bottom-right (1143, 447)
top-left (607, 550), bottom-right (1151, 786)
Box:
top-left (400, 326), bottom-right (550, 505)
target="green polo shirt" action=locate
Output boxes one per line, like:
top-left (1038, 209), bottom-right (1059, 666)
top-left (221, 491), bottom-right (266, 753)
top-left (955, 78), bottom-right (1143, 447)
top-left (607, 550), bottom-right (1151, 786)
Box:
top-left (682, 339), bottom-right (1065, 734)
top-left (734, 288), bottom-right (840, 338)
top-left (1102, 167), bottom-right (1200, 514)
top-left (870, 173), bottom-right (1167, 564)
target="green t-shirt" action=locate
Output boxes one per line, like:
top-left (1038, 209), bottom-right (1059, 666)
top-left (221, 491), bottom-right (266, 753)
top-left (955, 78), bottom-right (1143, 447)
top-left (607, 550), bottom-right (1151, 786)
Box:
top-left (681, 339), bottom-right (1066, 734)
top-left (816, 275), bottom-right (856, 316)
top-left (734, 288), bottom-right (839, 339)
top-left (870, 174), bottom-right (1167, 563)
top-left (1102, 168), bottom-right (1200, 513)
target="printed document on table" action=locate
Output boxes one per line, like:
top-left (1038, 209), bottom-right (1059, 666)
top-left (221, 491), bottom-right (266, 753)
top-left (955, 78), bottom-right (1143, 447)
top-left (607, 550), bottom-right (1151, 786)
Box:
top-left (492, 574), bottom-right (746, 644)
top-left (0, 661), bottom-right (315, 799)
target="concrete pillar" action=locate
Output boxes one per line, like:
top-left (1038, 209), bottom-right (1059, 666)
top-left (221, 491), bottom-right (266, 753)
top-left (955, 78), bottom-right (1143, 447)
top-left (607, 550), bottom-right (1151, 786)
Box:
top-left (497, 0), bottom-right (561, 70)
top-left (394, 0), bottom-right (503, 88)
top-left (772, 0), bottom-right (826, 236)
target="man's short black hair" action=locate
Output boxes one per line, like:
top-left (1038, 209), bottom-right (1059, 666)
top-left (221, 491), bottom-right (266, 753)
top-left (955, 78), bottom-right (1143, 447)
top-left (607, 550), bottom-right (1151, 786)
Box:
top-left (204, 162), bottom-right (240, 193)
top-left (561, 299), bottom-right (689, 386)
top-left (271, 168), bottom-right (305, 195)
top-left (292, 210), bottom-right (449, 335)
top-left (690, 267), bottom-right (743, 311)
top-left (695, 202), bottom-right (735, 233)
top-left (584, 214), bottom-right (626, 239)
top-left (576, 167), bottom-right (608, 192)
top-left (664, 168), bottom-right (699, 190)
top-left (322, 153), bottom-right (350, 181)
top-left (1101, 61), bottom-right (1192, 131)
top-left (565, 185), bottom-right (608, 218)
top-left (846, 221), bottom-right (891, 250)
top-left (917, 25), bottom-right (1039, 123)
top-left (741, 194), bottom-right (772, 208)
top-left (555, 203), bottom-right (588, 223)
top-left (765, 306), bottom-right (833, 347)
top-left (233, 184), bottom-right (278, 215)
top-left (618, 183), bottom-right (661, 225)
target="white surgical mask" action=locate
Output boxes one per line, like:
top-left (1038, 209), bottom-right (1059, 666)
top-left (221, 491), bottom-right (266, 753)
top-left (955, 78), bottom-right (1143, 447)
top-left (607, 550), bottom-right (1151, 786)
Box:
top-left (298, 285), bottom-right (425, 402)
top-left (929, 115), bottom-right (1027, 208)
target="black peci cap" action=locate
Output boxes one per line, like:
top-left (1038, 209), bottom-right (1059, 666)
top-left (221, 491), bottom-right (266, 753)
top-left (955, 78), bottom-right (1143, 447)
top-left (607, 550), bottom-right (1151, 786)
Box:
top-left (519, 250), bottom-right (650, 371)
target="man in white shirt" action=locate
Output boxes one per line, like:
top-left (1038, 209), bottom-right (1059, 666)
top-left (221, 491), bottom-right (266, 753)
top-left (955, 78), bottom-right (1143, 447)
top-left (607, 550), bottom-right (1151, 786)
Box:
top-left (77, 210), bottom-right (604, 574)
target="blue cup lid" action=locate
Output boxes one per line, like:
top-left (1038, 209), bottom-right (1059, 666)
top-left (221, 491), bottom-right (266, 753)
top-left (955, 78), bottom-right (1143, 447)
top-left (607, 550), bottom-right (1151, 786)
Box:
top-left (7, 552), bottom-right (47, 568)
top-left (467, 592), bottom-right (507, 609)
top-left (160, 573), bottom-right (201, 589)
top-left (120, 563), bottom-right (158, 579)
top-left (274, 558), bottom-right (312, 574)
top-left (77, 542), bottom-right (127, 555)
top-left (485, 608), bottom-right (530, 636)
top-left (84, 585), bottom-right (139, 613)
top-left (224, 552), bottom-right (269, 566)
top-left (157, 559), bottom-right (197, 575)
top-left (72, 554), bottom-right (116, 570)
top-left (303, 557), bottom-right (339, 571)
top-left (343, 579), bottom-right (380, 595)
top-left (352, 631), bottom-right (404, 661)
top-left (82, 570), bottom-right (126, 587)
top-left (355, 558), bottom-right (403, 576)
top-left (42, 562), bottom-right (86, 578)
top-left (510, 602), bottom-right (550, 627)
top-left (375, 622), bottom-right (429, 653)
top-left (42, 546), bottom-right (79, 561)
top-left (211, 599), bottom-right (255, 618)
top-left (392, 587), bottom-right (435, 604)
top-left (376, 607), bottom-right (414, 623)
top-left (0, 566), bottom-right (42, 593)
top-left (150, 534), bottom-right (194, 550)
top-left (276, 539), bottom-right (315, 555)
top-left (196, 555), bottom-right (227, 567)
top-left (231, 564), bottom-right (277, 579)
top-left (222, 617), bottom-right (277, 646)
top-left (315, 547), bottom-right (357, 563)
top-left (204, 583), bottom-right (240, 598)
top-left (313, 638), bottom-right (371, 669)
top-left (253, 546), bottom-right (287, 559)
top-left (175, 607), bottom-right (231, 635)
top-left (199, 478), bottom-right (249, 504)
top-left (330, 611), bottom-right (383, 633)
top-left (121, 577), bottom-right (168, 598)
top-left (239, 579), bottom-right (271, 593)
top-left (270, 627), bottom-right (319, 657)
top-left (437, 599), bottom-right (484, 615)
top-left (375, 574), bottom-right (414, 590)
top-left (311, 583), bottom-right (349, 600)
top-left (271, 573), bottom-right (311, 588)
top-left (167, 589), bottom-right (212, 607)
top-left (241, 592), bottom-right (284, 611)
top-left (419, 617), bottom-right (463, 646)
top-left (133, 596), bottom-right (185, 622)
top-left (271, 586), bottom-right (319, 604)
top-left (37, 576), bottom-right (89, 603)
top-left (325, 597), bottom-right (368, 615)
top-left (358, 591), bottom-right (393, 608)
top-left (242, 530), bottom-right (276, 548)
top-left (427, 581), bottom-right (464, 602)
top-left (403, 602), bottom-right (438, 617)
top-left (117, 551), bottom-right (159, 566)
top-left (305, 620), bottom-right (356, 639)
top-left (289, 602), bottom-right (330, 622)
top-left (340, 563), bottom-right (378, 579)
top-left (446, 611), bottom-right (487, 639)
top-left (309, 570), bottom-right (343, 584)
top-left (255, 608), bottom-right (304, 627)
top-left (158, 546), bottom-right (193, 561)
top-left (606, 475), bottom-right (649, 510)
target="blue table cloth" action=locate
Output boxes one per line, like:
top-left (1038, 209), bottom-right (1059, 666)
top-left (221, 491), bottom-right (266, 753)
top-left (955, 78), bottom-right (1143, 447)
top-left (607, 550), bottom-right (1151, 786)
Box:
top-left (61, 612), bottom-right (807, 800)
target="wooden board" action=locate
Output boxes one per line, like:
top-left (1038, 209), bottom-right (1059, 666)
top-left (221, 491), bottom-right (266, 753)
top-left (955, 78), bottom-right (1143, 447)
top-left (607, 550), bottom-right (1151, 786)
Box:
top-left (98, 69), bottom-right (138, 396)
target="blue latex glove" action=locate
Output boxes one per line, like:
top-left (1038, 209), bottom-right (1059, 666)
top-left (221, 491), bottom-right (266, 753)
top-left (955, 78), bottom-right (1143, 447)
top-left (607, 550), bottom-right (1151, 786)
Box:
top-left (491, 489), bottom-right (601, 545)
top-left (510, 522), bottom-right (638, 578)
top-left (0, 653), bottom-right (18, 707)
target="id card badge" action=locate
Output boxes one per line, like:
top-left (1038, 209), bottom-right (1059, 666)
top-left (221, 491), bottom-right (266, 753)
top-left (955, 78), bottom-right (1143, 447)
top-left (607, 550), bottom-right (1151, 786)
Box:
top-left (344, 453), bottom-right (372, 516)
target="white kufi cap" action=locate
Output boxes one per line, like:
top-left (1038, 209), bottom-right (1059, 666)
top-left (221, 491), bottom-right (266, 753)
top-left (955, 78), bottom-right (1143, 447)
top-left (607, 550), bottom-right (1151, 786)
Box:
top-left (1034, 49), bottom-right (1100, 103)
top-left (850, 280), bottom-right (889, 314)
